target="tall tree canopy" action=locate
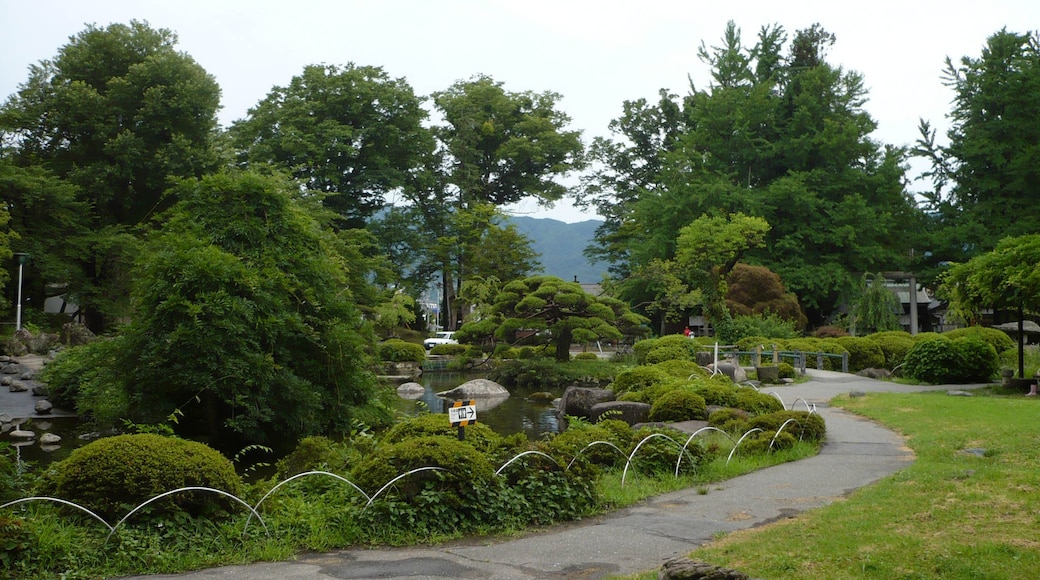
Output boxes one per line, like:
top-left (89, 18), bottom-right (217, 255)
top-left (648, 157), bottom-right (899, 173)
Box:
top-left (915, 29), bottom-right (1040, 267)
top-left (582, 22), bottom-right (922, 327)
top-left (0, 20), bottom-right (221, 330)
top-left (416, 76), bottom-right (584, 329)
top-left (230, 63), bottom-right (434, 229)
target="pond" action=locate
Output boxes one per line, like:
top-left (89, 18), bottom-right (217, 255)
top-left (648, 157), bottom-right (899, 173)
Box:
top-left (4, 372), bottom-right (564, 472)
top-left (391, 372), bottom-right (563, 441)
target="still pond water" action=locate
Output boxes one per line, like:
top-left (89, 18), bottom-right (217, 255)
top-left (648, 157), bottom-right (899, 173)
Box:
top-left (8, 372), bottom-right (563, 471)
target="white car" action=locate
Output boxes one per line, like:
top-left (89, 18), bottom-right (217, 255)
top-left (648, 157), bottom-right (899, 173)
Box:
top-left (423, 331), bottom-right (458, 350)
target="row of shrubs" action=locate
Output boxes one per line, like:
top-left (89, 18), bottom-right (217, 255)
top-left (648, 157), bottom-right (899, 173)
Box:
top-left (631, 328), bottom-right (1012, 384)
top-left (11, 398), bottom-right (819, 543)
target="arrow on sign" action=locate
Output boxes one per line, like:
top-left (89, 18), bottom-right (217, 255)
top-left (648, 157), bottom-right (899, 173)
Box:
top-left (448, 399), bottom-right (477, 427)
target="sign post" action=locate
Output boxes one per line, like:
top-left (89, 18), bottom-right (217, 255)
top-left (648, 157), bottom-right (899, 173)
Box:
top-left (448, 399), bottom-right (477, 441)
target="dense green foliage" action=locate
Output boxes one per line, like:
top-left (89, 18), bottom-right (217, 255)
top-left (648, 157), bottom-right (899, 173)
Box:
top-left (111, 172), bottom-right (385, 444)
top-left (580, 22), bottom-right (920, 327)
top-left (377, 339), bottom-right (426, 363)
top-left (916, 30), bottom-right (1040, 269)
top-left (903, 336), bottom-right (999, 384)
top-left (230, 63), bottom-right (432, 229)
top-left (832, 336), bottom-right (885, 372)
top-left (457, 275), bottom-right (649, 361)
top-left (0, 21), bottom-right (221, 331)
top-left (648, 389), bottom-right (708, 422)
top-left (38, 434), bottom-right (242, 520)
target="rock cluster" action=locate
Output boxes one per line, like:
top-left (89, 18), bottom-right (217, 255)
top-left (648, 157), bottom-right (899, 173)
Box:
top-left (658, 557), bottom-right (760, 580)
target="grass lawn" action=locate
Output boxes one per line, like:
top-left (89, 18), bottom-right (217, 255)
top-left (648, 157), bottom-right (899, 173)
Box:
top-left (616, 387), bottom-right (1040, 579)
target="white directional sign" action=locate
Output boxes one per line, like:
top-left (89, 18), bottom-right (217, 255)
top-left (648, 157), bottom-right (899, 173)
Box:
top-left (448, 400), bottom-right (477, 426)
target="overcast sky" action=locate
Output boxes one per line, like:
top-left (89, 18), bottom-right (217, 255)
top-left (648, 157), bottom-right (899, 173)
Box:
top-left (2, 1), bottom-right (1038, 222)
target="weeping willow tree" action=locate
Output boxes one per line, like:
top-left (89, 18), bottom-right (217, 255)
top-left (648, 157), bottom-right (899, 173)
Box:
top-left (852, 272), bottom-right (901, 335)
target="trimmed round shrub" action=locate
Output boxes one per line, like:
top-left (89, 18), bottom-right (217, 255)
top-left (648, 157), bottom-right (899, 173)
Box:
top-left (382, 413), bottom-right (502, 454)
top-left (708, 408), bottom-right (750, 434)
top-left (691, 379), bottom-right (740, 407)
top-left (572, 352), bottom-right (600, 361)
top-left (429, 343), bottom-right (467, 356)
top-left (648, 389), bottom-right (708, 422)
top-left (733, 388), bottom-right (785, 415)
top-left (634, 335), bottom-right (698, 364)
top-left (748, 411), bottom-right (826, 442)
top-left (945, 327), bottom-right (1015, 356)
top-left (644, 345), bottom-right (690, 364)
top-left (378, 339), bottom-right (426, 362)
top-left (833, 336), bottom-right (885, 372)
top-left (39, 434), bottom-right (243, 520)
top-left (902, 336), bottom-right (957, 383)
top-left (547, 422), bottom-right (625, 467)
top-left (778, 362), bottom-right (796, 379)
top-left (609, 366), bottom-right (670, 397)
top-left (866, 330), bottom-right (916, 368)
top-left (275, 435), bottom-right (350, 478)
top-left (950, 336), bottom-right (999, 383)
top-left (350, 436), bottom-right (495, 500)
top-left (651, 359), bottom-right (705, 379)
top-left (616, 378), bottom-right (683, 404)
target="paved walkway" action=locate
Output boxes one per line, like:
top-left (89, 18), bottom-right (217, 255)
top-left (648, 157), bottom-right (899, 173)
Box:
top-left (122, 371), bottom-right (982, 580)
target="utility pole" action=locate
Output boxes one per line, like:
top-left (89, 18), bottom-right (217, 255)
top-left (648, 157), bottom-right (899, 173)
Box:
top-left (14, 253), bottom-right (29, 331)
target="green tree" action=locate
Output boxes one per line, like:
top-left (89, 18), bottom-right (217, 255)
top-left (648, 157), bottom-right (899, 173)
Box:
top-left (587, 22), bottom-right (921, 327)
top-left (0, 21), bottom-right (221, 331)
top-left (457, 275), bottom-right (648, 361)
top-left (850, 272), bottom-right (901, 335)
top-left (423, 76), bottom-right (584, 329)
top-left (0, 161), bottom-right (86, 315)
top-left (230, 63), bottom-right (434, 229)
top-left (940, 234), bottom-right (1040, 378)
top-left (915, 29), bottom-right (1040, 267)
top-left (114, 171), bottom-right (384, 444)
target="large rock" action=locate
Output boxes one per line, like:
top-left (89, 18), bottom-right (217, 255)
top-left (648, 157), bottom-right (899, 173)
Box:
top-left (9, 429), bottom-right (35, 440)
top-left (40, 433), bottom-right (62, 445)
top-left (559, 386), bottom-right (615, 418)
top-left (589, 401), bottom-right (651, 425)
top-left (61, 322), bottom-right (96, 346)
top-left (438, 378), bottom-right (509, 399)
top-left (396, 382), bottom-right (425, 399)
top-left (711, 363), bottom-right (747, 383)
top-left (34, 400), bottom-right (53, 415)
top-left (659, 557), bottom-right (758, 580)
top-left (9, 380), bottom-right (28, 393)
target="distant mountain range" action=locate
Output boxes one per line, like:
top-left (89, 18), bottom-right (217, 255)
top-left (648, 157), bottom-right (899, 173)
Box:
top-left (508, 216), bottom-right (608, 284)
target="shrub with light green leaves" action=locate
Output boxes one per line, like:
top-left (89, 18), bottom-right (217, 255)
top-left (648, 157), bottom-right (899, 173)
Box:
top-left (833, 336), bottom-right (885, 372)
top-left (609, 366), bottom-right (670, 397)
top-left (39, 434), bottom-right (243, 520)
top-left (945, 326), bottom-right (1015, 356)
top-left (866, 330), bottom-right (916, 368)
top-left (903, 335), bottom-right (999, 384)
top-left (429, 343), bottom-right (467, 356)
top-left (649, 389), bottom-right (708, 422)
top-left (748, 410), bottom-right (826, 442)
top-left (378, 339), bottom-right (426, 362)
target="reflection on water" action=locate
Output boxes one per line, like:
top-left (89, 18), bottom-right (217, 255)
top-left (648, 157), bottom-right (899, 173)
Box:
top-left (392, 372), bottom-right (562, 441)
top-left (3, 417), bottom-right (84, 469)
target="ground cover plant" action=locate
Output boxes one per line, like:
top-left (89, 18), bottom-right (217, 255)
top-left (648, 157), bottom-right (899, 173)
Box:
top-left (614, 387), bottom-right (1040, 579)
